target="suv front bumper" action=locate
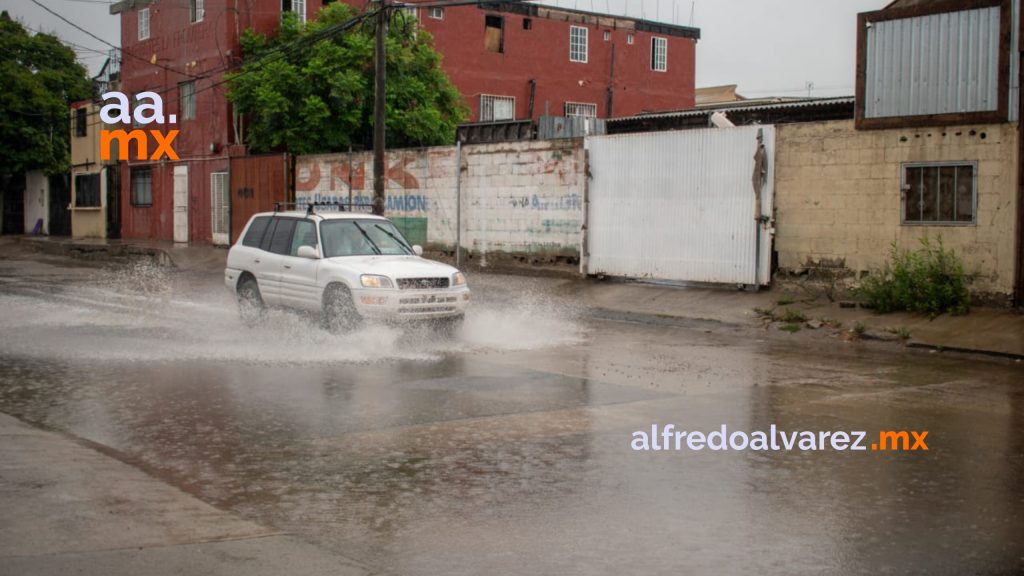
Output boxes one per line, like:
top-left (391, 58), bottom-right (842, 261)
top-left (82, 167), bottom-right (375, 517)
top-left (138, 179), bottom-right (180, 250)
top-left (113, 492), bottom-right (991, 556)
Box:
top-left (352, 286), bottom-right (471, 320)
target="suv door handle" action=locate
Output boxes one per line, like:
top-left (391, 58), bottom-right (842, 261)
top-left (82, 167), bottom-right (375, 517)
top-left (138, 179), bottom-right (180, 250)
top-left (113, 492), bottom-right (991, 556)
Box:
top-left (254, 258), bottom-right (261, 264)
top-left (283, 264), bottom-right (292, 269)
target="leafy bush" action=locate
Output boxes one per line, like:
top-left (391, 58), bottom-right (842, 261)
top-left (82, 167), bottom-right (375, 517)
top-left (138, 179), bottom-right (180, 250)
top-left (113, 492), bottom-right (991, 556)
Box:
top-left (860, 237), bottom-right (971, 316)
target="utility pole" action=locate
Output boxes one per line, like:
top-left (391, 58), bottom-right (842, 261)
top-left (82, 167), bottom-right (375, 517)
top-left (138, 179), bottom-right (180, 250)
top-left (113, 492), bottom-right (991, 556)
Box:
top-left (373, 0), bottom-right (388, 215)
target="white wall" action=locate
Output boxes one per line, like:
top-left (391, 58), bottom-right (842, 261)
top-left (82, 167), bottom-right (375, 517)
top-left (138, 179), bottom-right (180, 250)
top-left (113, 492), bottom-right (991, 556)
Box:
top-left (25, 171), bottom-right (49, 235)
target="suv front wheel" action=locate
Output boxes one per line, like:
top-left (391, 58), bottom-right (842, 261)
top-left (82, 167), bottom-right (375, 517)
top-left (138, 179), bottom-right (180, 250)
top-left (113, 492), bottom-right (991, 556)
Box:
top-left (324, 284), bottom-right (361, 333)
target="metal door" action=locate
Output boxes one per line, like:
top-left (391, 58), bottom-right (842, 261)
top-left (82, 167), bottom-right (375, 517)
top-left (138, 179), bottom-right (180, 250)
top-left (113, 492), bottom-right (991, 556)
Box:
top-left (586, 126), bottom-right (775, 286)
top-left (173, 165), bottom-right (188, 243)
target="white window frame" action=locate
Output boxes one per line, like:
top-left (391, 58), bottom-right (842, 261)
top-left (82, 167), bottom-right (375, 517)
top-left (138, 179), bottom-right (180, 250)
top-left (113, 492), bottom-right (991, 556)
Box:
top-left (428, 7), bottom-right (444, 20)
top-left (651, 36), bottom-right (668, 72)
top-left (603, 30), bottom-right (610, 41)
top-left (564, 102), bottom-right (597, 118)
top-left (138, 8), bottom-right (150, 40)
top-left (284, 0), bottom-right (306, 24)
top-left (190, 0), bottom-right (204, 23)
top-left (480, 94), bottom-right (515, 122)
top-left (570, 25), bottom-right (588, 63)
top-left (627, 33), bottom-right (634, 45)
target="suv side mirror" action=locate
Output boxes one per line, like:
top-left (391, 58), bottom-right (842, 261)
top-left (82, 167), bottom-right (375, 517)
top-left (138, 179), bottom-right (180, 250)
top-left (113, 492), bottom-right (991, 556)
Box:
top-left (297, 245), bottom-right (319, 259)
top-left (412, 245), bottom-right (423, 256)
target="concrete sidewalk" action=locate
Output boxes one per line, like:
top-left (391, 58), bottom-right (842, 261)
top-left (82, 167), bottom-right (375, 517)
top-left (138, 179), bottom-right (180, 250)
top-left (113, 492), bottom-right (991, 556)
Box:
top-left (578, 279), bottom-right (1024, 360)
top-left (0, 413), bottom-right (374, 576)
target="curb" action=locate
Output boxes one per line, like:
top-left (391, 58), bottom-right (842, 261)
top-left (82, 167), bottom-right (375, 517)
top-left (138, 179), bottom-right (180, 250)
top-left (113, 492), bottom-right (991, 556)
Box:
top-left (16, 237), bottom-right (176, 268)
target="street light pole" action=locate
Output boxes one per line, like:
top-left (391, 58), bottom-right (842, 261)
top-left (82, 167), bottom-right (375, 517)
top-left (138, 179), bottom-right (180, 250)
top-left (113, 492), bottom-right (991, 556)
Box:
top-left (372, 0), bottom-right (388, 215)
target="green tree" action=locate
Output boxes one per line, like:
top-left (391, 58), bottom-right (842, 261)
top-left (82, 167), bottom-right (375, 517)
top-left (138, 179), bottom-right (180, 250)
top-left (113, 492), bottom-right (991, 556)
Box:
top-left (227, 3), bottom-right (468, 154)
top-left (0, 12), bottom-right (92, 176)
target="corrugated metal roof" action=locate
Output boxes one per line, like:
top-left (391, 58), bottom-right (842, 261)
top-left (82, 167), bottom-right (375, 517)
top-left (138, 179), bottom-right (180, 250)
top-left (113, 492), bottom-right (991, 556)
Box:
top-left (608, 97), bottom-right (856, 123)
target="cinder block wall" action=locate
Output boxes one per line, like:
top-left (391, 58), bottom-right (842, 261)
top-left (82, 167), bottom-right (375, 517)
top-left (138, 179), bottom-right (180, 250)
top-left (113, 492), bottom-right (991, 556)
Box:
top-left (774, 120), bottom-right (1019, 296)
top-left (296, 139), bottom-right (584, 258)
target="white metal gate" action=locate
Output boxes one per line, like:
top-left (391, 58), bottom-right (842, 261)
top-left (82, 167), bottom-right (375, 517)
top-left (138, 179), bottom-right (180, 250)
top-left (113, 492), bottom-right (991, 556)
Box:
top-left (210, 172), bottom-right (229, 246)
top-left (173, 165), bottom-right (189, 243)
top-left (585, 126), bottom-right (775, 286)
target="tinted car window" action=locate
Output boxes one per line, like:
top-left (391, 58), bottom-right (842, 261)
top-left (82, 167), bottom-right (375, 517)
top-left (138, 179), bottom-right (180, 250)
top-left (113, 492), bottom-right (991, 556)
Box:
top-left (242, 216), bottom-right (271, 247)
top-left (290, 220), bottom-right (317, 256)
top-left (268, 219), bottom-right (297, 255)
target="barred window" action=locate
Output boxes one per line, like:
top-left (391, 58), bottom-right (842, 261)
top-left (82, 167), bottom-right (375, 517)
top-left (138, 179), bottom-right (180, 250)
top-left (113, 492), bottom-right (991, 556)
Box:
top-left (480, 95), bottom-right (515, 122)
top-left (138, 8), bottom-right (150, 40)
top-left (901, 162), bottom-right (976, 225)
top-left (651, 37), bottom-right (667, 71)
top-left (428, 7), bottom-right (443, 19)
top-left (570, 26), bottom-right (588, 63)
top-left (75, 174), bottom-right (101, 208)
top-left (565, 102), bottom-right (597, 118)
top-left (131, 168), bottom-right (152, 207)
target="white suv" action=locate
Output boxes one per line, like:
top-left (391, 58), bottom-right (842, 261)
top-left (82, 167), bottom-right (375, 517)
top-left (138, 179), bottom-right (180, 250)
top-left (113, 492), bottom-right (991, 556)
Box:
top-left (225, 210), bottom-right (470, 332)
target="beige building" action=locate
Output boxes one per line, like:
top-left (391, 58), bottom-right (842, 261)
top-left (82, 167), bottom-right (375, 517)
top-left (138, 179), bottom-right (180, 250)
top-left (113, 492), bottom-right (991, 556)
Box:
top-left (69, 100), bottom-right (119, 239)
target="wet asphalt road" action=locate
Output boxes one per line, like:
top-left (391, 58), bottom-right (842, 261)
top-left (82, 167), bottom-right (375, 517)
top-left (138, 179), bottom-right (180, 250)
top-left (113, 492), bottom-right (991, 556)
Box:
top-left (0, 248), bottom-right (1022, 576)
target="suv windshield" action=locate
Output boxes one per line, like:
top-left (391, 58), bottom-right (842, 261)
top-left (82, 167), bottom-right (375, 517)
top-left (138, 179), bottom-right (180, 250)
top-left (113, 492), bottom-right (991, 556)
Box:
top-left (320, 219), bottom-right (413, 257)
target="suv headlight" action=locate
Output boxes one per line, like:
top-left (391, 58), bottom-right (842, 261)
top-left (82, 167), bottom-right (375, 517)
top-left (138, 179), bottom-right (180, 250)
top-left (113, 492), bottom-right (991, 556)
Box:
top-left (360, 275), bottom-right (393, 289)
top-left (452, 272), bottom-right (466, 287)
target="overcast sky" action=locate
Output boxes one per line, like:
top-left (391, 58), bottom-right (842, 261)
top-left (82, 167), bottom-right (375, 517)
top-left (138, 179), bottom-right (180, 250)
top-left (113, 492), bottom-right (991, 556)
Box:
top-left (2, 0), bottom-right (884, 98)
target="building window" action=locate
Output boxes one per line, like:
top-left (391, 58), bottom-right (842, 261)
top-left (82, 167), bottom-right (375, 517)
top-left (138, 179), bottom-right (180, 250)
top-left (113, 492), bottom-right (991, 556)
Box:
top-left (603, 30), bottom-right (610, 41)
top-left (901, 162), bottom-right (976, 225)
top-left (627, 33), bottom-right (634, 45)
top-left (282, 0), bottom-right (306, 23)
top-left (190, 0), bottom-right (204, 23)
top-left (565, 102), bottom-right (597, 118)
top-left (131, 168), bottom-right (152, 207)
top-left (75, 108), bottom-right (87, 137)
top-left (179, 81), bottom-right (196, 120)
top-left (570, 26), bottom-right (588, 63)
top-left (523, 18), bottom-right (532, 30)
top-left (480, 95), bottom-right (515, 122)
top-left (138, 8), bottom-right (150, 40)
top-left (485, 15), bottom-right (504, 53)
top-left (428, 7), bottom-right (443, 20)
top-left (75, 174), bottom-right (101, 208)
top-left (651, 37), bottom-right (667, 71)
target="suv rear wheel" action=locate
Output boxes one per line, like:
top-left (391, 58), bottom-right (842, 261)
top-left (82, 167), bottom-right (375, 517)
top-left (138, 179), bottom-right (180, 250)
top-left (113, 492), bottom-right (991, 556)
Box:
top-left (237, 277), bottom-right (264, 327)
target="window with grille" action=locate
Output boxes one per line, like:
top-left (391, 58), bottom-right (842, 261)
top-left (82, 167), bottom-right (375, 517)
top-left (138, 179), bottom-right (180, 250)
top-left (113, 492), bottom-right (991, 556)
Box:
top-left (211, 172), bottom-right (230, 245)
top-left (190, 0), bottom-right (203, 23)
top-left (179, 81), bottom-right (196, 120)
top-left (75, 174), bottom-right (101, 208)
top-left (901, 162), bottom-right (976, 225)
top-left (564, 102), bottom-right (597, 118)
top-left (131, 168), bottom-right (152, 207)
top-left (138, 8), bottom-right (150, 40)
top-left (428, 7), bottom-right (443, 19)
top-left (480, 95), bottom-right (515, 122)
top-left (570, 26), bottom-right (588, 63)
top-left (651, 37), bottom-right (667, 71)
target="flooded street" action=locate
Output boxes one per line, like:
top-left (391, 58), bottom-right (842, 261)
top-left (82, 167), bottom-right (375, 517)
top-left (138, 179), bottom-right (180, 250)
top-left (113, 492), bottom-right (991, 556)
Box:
top-left (1, 248), bottom-right (1023, 576)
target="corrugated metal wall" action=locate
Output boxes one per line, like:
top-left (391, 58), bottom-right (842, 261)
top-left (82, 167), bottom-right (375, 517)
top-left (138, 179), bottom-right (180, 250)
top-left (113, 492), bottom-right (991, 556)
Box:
top-left (586, 126), bottom-right (775, 286)
top-left (864, 2), bottom-right (1019, 119)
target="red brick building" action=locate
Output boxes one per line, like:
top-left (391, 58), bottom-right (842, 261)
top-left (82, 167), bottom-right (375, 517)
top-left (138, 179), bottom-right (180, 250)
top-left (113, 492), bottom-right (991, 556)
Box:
top-left (350, 1), bottom-right (701, 121)
top-left (109, 0), bottom-right (699, 242)
top-left (109, 0), bottom-right (313, 243)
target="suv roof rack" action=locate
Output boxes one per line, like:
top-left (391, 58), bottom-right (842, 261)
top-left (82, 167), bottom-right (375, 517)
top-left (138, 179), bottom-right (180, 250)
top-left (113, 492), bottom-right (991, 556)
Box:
top-left (272, 201), bottom-right (375, 215)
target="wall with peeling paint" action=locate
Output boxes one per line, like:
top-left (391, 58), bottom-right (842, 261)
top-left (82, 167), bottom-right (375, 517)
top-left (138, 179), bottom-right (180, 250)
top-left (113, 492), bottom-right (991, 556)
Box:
top-left (296, 140), bottom-right (585, 258)
top-left (775, 120), bottom-right (1018, 297)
